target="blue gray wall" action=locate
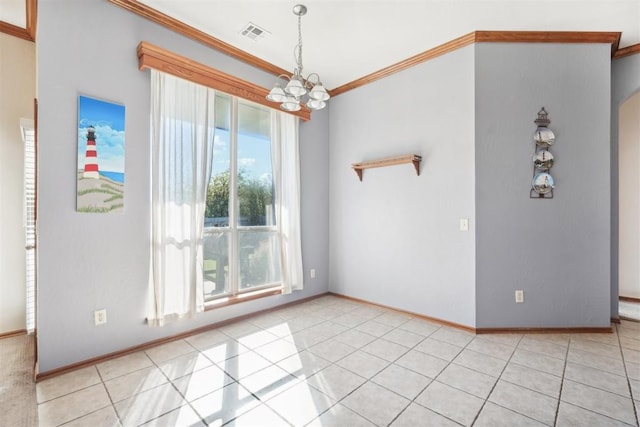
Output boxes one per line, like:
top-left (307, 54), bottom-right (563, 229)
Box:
top-left (475, 43), bottom-right (612, 328)
top-left (611, 53), bottom-right (640, 318)
top-left (329, 47), bottom-right (477, 327)
top-left (37, 0), bottom-right (629, 371)
top-left (37, 0), bottom-right (329, 372)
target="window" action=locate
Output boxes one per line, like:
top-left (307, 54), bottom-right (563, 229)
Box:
top-left (22, 120), bottom-right (36, 333)
top-left (203, 94), bottom-right (282, 301)
top-left (148, 69), bottom-right (301, 324)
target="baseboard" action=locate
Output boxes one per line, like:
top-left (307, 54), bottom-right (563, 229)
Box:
top-left (36, 292), bottom-right (328, 382)
top-left (620, 296), bottom-right (640, 303)
top-left (327, 292), bottom-right (476, 333)
top-left (476, 326), bottom-right (613, 334)
top-left (36, 290), bottom-right (617, 381)
top-left (611, 317), bottom-right (621, 324)
top-left (0, 329), bottom-right (27, 339)
top-left (328, 292), bottom-right (614, 335)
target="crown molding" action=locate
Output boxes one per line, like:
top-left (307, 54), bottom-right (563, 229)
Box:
top-left (332, 31), bottom-right (622, 97)
top-left (137, 41), bottom-right (310, 121)
top-left (25, 0), bottom-right (37, 40)
top-left (0, 21), bottom-right (31, 41)
top-left (0, 0), bottom-right (36, 41)
top-left (107, 2), bottom-right (629, 97)
top-left (614, 43), bottom-right (640, 59)
top-left (474, 30), bottom-right (621, 55)
top-left (330, 32), bottom-right (476, 97)
top-left (108, 0), bottom-right (290, 78)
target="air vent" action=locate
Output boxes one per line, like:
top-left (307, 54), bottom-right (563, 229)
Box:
top-left (240, 22), bottom-right (269, 41)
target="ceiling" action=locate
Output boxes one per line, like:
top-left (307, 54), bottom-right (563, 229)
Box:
top-left (138, 0), bottom-right (640, 89)
top-left (1, 1), bottom-right (639, 89)
top-left (0, 0), bottom-right (26, 27)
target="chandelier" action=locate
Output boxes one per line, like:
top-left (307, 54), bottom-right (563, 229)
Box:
top-left (266, 4), bottom-right (330, 112)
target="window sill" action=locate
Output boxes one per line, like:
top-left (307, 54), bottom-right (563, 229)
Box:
top-left (204, 286), bottom-right (283, 311)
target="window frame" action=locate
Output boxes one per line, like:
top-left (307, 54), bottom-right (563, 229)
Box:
top-left (203, 95), bottom-right (282, 304)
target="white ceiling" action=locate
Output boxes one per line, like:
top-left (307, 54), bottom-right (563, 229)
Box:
top-left (0, 0), bottom-right (27, 27)
top-left (1, 1), bottom-right (638, 89)
top-left (139, 0), bottom-right (640, 89)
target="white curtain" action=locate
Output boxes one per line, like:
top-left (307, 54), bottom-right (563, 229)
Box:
top-left (271, 111), bottom-right (304, 294)
top-left (148, 70), bottom-right (216, 326)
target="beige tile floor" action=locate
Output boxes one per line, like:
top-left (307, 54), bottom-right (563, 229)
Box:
top-left (23, 296), bottom-right (640, 425)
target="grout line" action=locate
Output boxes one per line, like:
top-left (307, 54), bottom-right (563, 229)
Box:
top-left (36, 298), bottom-right (639, 427)
top-left (469, 333), bottom-right (525, 426)
top-left (552, 333), bottom-right (572, 426)
top-left (617, 323), bottom-right (640, 426)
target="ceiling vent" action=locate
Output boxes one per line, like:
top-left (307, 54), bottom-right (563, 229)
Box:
top-left (240, 22), bottom-right (269, 41)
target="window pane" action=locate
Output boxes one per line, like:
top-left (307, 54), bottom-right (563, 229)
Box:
top-left (206, 94), bottom-right (231, 227)
top-left (237, 100), bottom-right (274, 227)
top-left (239, 230), bottom-right (281, 290)
top-left (203, 231), bottom-right (231, 297)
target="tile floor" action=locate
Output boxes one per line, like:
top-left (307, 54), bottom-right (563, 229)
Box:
top-left (620, 301), bottom-right (640, 322)
top-left (34, 295), bottom-right (640, 426)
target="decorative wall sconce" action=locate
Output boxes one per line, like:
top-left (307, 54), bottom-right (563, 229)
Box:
top-left (530, 107), bottom-right (555, 198)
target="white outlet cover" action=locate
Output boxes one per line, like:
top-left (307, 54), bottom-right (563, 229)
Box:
top-left (94, 309), bottom-right (107, 325)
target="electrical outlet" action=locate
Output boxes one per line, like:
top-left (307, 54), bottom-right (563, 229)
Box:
top-left (94, 309), bottom-right (107, 325)
top-left (515, 290), bottom-right (524, 303)
top-left (310, 269), bottom-right (316, 279)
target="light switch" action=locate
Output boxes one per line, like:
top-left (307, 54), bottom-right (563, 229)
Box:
top-left (459, 218), bottom-right (469, 232)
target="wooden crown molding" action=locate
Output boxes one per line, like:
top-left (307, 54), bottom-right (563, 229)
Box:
top-left (332, 31), bottom-right (622, 97)
top-left (108, 1), bottom-right (630, 96)
top-left (137, 41), bottom-right (310, 121)
top-left (108, 0), bottom-right (289, 78)
top-left (25, 0), bottom-right (37, 40)
top-left (330, 32), bottom-right (476, 97)
top-left (475, 30), bottom-right (621, 55)
top-left (614, 43), bottom-right (640, 59)
top-left (0, 0), bottom-right (36, 42)
top-left (0, 21), bottom-right (31, 41)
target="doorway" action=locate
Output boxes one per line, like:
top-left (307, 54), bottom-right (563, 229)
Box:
top-left (618, 91), bottom-right (640, 320)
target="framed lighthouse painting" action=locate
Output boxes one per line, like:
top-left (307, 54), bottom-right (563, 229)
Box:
top-left (76, 95), bottom-right (125, 213)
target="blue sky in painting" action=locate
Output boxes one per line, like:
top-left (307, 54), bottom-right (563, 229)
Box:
top-left (77, 96), bottom-right (125, 174)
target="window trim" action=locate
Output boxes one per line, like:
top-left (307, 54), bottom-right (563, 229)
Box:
top-left (137, 41), bottom-right (310, 121)
top-left (204, 286), bottom-right (283, 311)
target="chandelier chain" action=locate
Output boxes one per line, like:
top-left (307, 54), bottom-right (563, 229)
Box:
top-left (296, 13), bottom-right (304, 75)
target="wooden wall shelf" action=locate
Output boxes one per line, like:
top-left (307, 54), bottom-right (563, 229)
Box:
top-left (352, 154), bottom-right (422, 181)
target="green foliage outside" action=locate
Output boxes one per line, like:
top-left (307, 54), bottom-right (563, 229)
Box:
top-left (205, 169), bottom-right (273, 226)
top-left (204, 169), bottom-right (279, 292)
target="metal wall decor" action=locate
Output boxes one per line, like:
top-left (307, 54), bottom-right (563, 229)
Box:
top-left (530, 107), bottom-right (555, 198)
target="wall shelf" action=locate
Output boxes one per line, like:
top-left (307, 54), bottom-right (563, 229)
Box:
top-left (352, 154), bottom-right (422, 181)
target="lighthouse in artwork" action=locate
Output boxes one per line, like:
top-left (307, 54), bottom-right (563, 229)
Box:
top-left (83, 125), bottom-right (100, 179)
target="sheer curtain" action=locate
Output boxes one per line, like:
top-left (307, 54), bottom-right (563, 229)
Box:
top-left (271, 111), bottom-right (304, 294)
top-left (148, 70), bottom-right (216, 326)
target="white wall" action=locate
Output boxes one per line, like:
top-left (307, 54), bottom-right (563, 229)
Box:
top-left (37, 0), bottom-right (329, 372)
top-left (619, 92), bottom-right (640, 299)
top-left (0, 33), bottom-right (35, 334)
top-left (611, 53), bottom-right (640, 316)
top-left (329, 46), bottom-right (476, 327)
